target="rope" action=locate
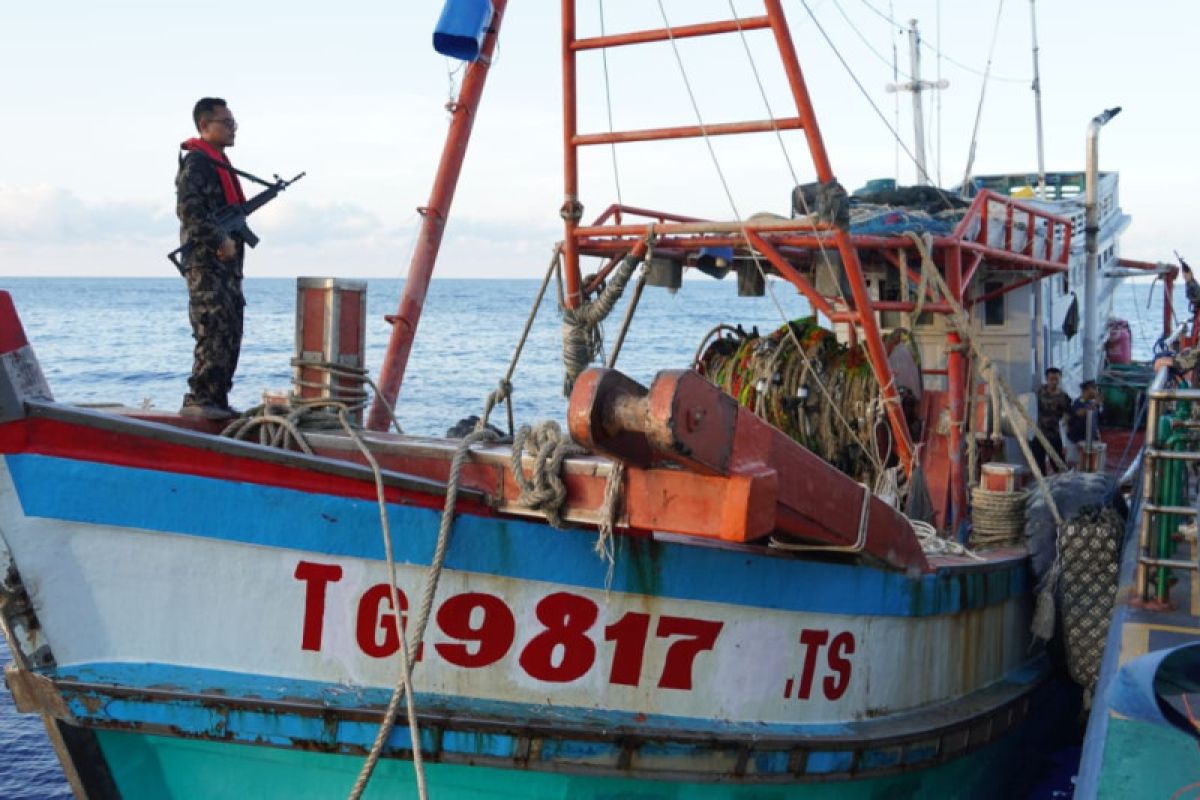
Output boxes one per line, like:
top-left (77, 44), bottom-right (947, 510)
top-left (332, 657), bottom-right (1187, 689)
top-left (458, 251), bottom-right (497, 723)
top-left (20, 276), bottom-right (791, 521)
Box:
top-left (562, 249), bottom-right (643, 395)
top-left (510, 421), bottom-right (586, 529)
top-left (348, 427), bottom-right (498, 800)
top-left (910, 517), bottom-right (984, 560)
top-left (480, 245), bottom-right (563, 434)
top-left (595, 460), bottom-right (625, 591)
top-left (799, 0), bottom-right (957, 207)
top-left (969, 486), bottom-right (1027, 548)
top-left (606, 268), bottom-right (648, 369)
top-left (696, 318), bottom-right (886, 480)
top-left (769, 481), bottom-right (872, 554)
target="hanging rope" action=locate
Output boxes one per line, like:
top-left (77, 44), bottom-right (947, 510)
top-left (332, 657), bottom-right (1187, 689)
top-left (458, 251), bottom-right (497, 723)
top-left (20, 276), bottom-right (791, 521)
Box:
top-left (348, 427), bottom-right (498, 800)
top-left (562, 248), bottom-right (643, 395)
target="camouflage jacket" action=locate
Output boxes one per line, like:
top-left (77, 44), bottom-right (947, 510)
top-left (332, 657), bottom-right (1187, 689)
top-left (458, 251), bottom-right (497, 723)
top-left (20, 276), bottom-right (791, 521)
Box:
top-left (175, 151), bottom-right (244, 276)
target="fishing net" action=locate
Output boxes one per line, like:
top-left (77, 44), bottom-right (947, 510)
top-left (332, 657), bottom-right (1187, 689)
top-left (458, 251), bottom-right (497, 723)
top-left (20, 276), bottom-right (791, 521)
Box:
top-left (695, 317), bottom-right (901, 483)
top-left (1058, 506), bottom-right (1125, 701)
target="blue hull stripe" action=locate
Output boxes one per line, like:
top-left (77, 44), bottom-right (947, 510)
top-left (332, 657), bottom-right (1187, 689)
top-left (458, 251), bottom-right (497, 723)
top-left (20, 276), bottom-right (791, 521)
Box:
top-left (5, 453), bottom-right (1027, 616)
top-left (57, 660), bottom-right (862, 738)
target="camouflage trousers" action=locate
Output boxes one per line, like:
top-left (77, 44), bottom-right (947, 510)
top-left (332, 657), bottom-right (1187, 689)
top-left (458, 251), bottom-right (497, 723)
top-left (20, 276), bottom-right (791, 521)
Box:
top-left (183, 256), bottom-right (245, 409)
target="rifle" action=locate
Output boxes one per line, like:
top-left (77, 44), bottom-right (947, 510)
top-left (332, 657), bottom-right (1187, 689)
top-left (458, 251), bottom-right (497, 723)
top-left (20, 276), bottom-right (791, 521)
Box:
top-left (168, 171), bottom-right (306, 274)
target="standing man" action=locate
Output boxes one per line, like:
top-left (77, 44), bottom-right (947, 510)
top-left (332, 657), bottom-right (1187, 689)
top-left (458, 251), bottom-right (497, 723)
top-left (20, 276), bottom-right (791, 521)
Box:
top-left (1031, 366), bottom-right (1072, 475)
top-left (176, 97), bottom-right (245, 420)
top-left (1067, 379), bottom-right (1104, 455)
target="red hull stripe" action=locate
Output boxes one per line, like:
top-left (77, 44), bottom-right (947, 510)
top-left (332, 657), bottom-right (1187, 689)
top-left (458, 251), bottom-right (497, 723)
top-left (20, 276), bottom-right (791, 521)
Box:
top-left (0, 416), bottom-right (488, 516)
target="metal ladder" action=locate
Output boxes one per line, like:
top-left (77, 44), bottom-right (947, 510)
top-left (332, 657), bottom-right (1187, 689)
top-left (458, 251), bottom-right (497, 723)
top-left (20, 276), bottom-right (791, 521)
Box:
top-left (1136, 367), bottom-right (1200, 612)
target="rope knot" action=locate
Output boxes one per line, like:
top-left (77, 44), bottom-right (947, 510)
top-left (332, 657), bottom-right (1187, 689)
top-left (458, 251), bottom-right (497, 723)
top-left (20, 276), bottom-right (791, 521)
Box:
top-left (510, 421), bottom-right (586, 528)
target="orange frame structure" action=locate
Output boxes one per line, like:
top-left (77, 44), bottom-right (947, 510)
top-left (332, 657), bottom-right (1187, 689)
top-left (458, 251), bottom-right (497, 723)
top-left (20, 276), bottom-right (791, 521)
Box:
top-left (371, 1), bottom-right (1077, 533)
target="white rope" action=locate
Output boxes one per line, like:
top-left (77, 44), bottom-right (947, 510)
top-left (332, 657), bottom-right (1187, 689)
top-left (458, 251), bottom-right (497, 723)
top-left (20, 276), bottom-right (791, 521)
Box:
top-left (769, 481), bottom-right (872, 553)
top-left (348, 428), bottom-right (499, 800)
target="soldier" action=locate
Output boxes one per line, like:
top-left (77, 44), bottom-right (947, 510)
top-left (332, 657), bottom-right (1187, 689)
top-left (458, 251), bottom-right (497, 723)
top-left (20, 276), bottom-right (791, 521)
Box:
top-left (1031, 366), bottom-right (1072, 475)
top-left (176, 96), bottom-right (245, 420)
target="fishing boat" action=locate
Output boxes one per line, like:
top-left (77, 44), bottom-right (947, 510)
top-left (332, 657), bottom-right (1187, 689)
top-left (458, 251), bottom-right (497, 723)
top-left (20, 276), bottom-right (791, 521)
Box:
top-left (0, 2), bottom-right (1149, 797)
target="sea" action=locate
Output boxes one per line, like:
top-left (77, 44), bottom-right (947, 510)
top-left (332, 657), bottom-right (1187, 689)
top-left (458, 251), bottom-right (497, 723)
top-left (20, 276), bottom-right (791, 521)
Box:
top-left (0, 274), bottom-right (1185, 797)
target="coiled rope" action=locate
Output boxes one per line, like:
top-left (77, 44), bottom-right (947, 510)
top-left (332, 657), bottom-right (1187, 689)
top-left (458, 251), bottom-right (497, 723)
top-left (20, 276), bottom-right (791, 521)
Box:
top-left (561, 249), bottom-right (645, 396)
top-left (969, 486), bottom-right (1028, 549)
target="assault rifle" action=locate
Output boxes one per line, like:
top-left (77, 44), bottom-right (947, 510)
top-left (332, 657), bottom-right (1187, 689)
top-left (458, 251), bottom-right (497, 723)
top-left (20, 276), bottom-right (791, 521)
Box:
top-left (168, 170), bottom-right (306, 274)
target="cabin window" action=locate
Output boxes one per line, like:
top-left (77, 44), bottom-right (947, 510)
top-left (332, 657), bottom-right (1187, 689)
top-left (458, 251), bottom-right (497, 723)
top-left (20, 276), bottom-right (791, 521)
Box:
top-left (984, 280), bottom-right (1005, 326)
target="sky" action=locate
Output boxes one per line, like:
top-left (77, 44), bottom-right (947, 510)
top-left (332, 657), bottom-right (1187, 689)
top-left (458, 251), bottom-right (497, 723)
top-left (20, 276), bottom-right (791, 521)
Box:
top-left (0, 0), bottom-right (1196, 279)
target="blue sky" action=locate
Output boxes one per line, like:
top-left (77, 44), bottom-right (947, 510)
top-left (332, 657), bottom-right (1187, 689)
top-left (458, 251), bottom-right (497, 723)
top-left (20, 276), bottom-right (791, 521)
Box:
top-left (0, 1), bottom-right (1195, 278)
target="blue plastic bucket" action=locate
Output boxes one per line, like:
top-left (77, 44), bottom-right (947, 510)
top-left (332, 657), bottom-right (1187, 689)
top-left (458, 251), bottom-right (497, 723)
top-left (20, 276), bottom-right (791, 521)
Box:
top-left (433, 0), bottom-right (495, 62)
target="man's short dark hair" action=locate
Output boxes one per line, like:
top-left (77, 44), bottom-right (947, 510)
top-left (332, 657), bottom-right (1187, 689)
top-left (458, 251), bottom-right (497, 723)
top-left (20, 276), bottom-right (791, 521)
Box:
top-left (1045, 367), bottom-right (1062, 377)
top-left (1081, 379), bottom-right (1097, 390)
top-left (192, 97), bottom-right (227, 132)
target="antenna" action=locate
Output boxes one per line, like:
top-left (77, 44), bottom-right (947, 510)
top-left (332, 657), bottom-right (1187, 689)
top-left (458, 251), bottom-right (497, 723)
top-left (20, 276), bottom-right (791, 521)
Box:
top-left (885, 20), bottom-right (949, 186)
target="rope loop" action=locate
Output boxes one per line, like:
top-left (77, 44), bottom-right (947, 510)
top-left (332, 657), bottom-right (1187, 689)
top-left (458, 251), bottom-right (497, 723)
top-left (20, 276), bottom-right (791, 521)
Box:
top-left (510, 421), bottom-right (586, 529)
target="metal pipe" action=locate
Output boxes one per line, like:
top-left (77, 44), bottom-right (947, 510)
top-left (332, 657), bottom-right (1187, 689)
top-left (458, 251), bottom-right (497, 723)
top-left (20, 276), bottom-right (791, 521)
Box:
top-left (946, 245), bottom-right (967, 530)
top-left (1083, 106), bottom-right (1121, 382)
top-left (907, 20), bottom-right (929, 185)
top-left (1137, 367), bottom-right (1170, 600)
top-left (561, 0), bottom-right (582, 309)
top-left (574, 117), bottom-right (804, 146)
top-left (1029, 0), bottom-right (1046, 197)
top-left (367, 1), bottom-right (508, 431)
top-left (572, 16), bottom-right (771, 50)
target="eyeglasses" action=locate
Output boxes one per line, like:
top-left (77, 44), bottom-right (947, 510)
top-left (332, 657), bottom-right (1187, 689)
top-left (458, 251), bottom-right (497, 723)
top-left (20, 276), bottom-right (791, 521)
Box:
top-left (210, 118), bottom-right (237, 130)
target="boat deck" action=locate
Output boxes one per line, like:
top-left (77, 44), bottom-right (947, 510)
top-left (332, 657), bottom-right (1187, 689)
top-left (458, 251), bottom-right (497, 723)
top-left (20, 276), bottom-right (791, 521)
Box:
top-left (1077, 486), bottom-right (1200, 797)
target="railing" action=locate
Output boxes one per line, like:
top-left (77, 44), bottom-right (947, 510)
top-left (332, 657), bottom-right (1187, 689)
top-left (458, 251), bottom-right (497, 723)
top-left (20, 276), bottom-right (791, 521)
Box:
top-left (1136, 367), bottom-right (1200, 611)
top-left (950, 189), bottom-right (1074, 270)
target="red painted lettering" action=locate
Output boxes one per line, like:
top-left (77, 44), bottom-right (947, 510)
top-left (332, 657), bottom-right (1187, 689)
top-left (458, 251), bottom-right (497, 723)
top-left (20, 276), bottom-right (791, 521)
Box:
top-left (656, 616), bottom-right (724, 690)
top-left (796, 628), bottom-right (829, 700)
top-left (294, 561), bottom-right (343, 652)
top-left (823, 632), bottom-right (855, 700)
top-left (435, 592), bottom-right (515, 668)
top-left (519, 592), bottom-right (598, 682)
top-left (604, 611), bottom-right (651, 686)
top-left (355, 583), bottom-right (422, 661)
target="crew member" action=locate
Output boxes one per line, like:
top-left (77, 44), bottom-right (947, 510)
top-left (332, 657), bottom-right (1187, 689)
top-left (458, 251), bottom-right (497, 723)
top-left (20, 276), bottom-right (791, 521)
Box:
top-left (176, 96), bottom-right (245, 420)
top-left (1031, 366), bottom-right (1072, 475)
top-left (1067, 379), bottom-right (1103, 450)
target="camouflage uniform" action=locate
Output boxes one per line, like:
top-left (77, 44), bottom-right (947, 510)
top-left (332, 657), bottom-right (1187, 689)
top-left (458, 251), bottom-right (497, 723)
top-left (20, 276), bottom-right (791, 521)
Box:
top-left (175, 151), bottom-right (245, 410)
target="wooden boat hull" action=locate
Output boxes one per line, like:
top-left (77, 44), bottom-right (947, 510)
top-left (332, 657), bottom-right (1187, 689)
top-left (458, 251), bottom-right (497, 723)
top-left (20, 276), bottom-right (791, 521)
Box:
top-left (0, 402), bottom-right (1058, 795)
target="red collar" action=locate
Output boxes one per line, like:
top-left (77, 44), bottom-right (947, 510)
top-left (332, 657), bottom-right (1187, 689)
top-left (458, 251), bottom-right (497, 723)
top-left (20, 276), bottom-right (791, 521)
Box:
top-left (181, 138), bottom-right (246, 206)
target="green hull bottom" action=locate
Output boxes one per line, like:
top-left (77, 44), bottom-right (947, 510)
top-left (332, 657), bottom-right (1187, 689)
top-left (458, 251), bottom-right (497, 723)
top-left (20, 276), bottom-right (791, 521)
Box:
top-left (1096, 716), bottom-right (1200, 799)
top-left (94, 726), bottom-right (1045, 800)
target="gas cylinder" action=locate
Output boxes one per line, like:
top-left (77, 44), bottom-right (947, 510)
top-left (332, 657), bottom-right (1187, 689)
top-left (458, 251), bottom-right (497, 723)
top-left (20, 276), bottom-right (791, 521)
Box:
top-left (1105, 319), bottom-right (1132, 364)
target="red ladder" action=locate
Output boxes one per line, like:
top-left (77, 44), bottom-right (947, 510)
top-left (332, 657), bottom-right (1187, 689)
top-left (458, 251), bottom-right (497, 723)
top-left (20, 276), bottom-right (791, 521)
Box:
top-left (559, 0), bottom-right (915, 470)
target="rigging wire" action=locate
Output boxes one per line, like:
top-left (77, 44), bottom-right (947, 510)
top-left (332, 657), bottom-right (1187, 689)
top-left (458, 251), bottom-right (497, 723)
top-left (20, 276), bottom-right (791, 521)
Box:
top-left (889, 0), bottom-right (899, 181)
top-left (657, 0), bottom-right (884, 473)
top-left (598, 0), bottom-right (623, 208)
top-left (798, 0), bottom-right (957, 209)
top-left (829, 0), bottom-right (915, 81)
top-left (856, 0), bottom-right (1028, 83)
top-left (959, 0), bottom-right (1008, 193)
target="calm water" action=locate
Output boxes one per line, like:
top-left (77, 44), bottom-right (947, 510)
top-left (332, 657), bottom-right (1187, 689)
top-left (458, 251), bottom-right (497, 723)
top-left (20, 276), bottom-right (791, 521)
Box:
top-left (0, 275), bottom-right (1183, 796)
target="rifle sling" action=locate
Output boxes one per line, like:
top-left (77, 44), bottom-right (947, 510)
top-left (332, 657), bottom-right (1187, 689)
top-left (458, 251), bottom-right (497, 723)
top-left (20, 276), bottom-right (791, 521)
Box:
top-left (178, 148), bottom-right (275, 189)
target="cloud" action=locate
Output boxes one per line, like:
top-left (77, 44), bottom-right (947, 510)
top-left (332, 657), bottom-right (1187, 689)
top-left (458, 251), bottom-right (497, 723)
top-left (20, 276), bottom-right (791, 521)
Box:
top-left (0, 185), bottom-right (172, 242)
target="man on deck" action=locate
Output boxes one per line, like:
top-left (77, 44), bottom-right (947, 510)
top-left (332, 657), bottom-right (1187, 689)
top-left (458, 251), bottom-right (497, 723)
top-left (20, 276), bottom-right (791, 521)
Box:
top-left (176, 96), bottom-right (245, 421)
top-left (1031, 366), bottom-right (1072, 475)
top-left (1067, 379), bottom-right (1103, 457)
